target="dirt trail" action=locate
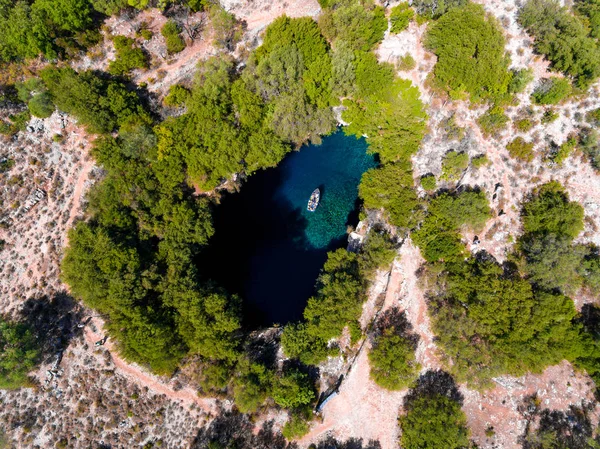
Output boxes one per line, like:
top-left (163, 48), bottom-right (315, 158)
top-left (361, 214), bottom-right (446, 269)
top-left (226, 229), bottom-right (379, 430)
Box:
top-left (302, 240), bottom-right (439, 449)
top-left (83, 317), bottom-right (218, 414)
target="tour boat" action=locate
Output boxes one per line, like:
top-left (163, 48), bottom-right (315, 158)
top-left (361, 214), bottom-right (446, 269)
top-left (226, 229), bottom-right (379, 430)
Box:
top-left (307, 188), bottom-right (320, 212)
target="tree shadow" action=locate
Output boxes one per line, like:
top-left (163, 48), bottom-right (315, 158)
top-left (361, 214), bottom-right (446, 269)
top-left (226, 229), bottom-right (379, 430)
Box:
top-left (371, 307), bottom-right (419, 348)
top-left (191, 410), bottom-right (298, 449)
top-left (403, 369), bottom-right (463, 408)
top-left (311, 437), bottom-right (382, 449)
top-left (519, 398), bottom-right (596, 449)
top-left (19, 292), bottom-right (84, 364)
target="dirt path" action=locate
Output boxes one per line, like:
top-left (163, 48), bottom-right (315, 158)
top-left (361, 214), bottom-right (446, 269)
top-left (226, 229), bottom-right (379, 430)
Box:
top-left (83, 317), bottom-right (218, 414)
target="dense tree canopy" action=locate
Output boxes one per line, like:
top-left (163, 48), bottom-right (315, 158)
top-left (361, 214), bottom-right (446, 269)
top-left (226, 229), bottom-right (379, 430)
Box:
top-left (413, 190), bottom-right (491, 262)
top-left (425, 3), bottom-right (512, 101)
top-left (519, 0), bottom-right (600, 87)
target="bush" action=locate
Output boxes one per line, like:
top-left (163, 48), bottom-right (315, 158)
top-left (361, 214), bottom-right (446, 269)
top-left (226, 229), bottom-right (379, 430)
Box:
top-left (541, 108), bottom-right (559, 124)
top-left (390, 3), bottom-right (414, 33)
top-left (420, 173), bottom-right (437, 190)
top-left (231, 358), bottom-right (273, 413)
top-left (531, 77), bottom-right (571, 105)
top-left (163, 84), bottom-right (190, 107)
top-left (282, 413), bottom-right (310, 440)
top-left (508, 68), bottom-right (534, 93)
top-left (412, 0), bottom-right (467, 19)
top-left (161, 20), bottom-right (186, 54)
top-left (477, 105), bottom-right (509, 136)
top-left (397, 54), bottom-right (416, 71)
top-left (506, 137), bottom-right (535, 162)
top-left (425, 3), bottom-right (512, 101)
top-left (440, 150), bottom-right (469, 181)
top-left (515, 118), bottom-right (534, 132)
top-left (0, 318), bottom-right (39, 389)
top-left (358, 231), bottom-right (397, 276)
top-left (28, 92), bottom-right (54, 118)
top-left (552, 137), bottom-right (577, 164)
top-left (471, 154), bottom-right (490, 169)
top-left (108, 36), bottom-right (148, 76)
top-left (586, 107), bottom-right (600, 126)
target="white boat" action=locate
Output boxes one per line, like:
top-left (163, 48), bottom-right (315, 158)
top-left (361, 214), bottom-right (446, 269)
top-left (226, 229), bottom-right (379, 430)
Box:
top-left (307, 188), bottom-right (320, 212)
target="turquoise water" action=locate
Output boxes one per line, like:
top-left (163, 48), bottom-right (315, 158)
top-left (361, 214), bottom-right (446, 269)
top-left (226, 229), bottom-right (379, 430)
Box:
top-left (201, 130), bottom-right (376, 326)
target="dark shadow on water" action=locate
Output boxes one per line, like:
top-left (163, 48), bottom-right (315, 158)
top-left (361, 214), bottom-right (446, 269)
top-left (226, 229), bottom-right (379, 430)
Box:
top-left (200, 168), bottom-right (346, 328)
top-left (198, 131), bottom-right (375, 328)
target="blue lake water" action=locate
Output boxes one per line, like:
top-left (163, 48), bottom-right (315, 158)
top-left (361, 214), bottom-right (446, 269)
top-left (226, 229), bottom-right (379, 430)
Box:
top-left (201, 130), bottom-right (376, 327)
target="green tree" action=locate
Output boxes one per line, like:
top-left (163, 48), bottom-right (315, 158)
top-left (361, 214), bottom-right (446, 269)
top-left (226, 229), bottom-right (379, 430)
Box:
top-left (272, 369), bottom-right (315, 409)
top-left (0, 318), bottom-right (39, 389)
top-left (359, 162), bottom-right (421, 232)
top-left (440, 151), bottom-right (469, 181)
top-left (318, 0), bottom-right (387, 51)
top-left (521, 181), bottom-right (584, 239)
top-left (231, 358), bottom-right (274, 414)
top-left (519, 0), bottom-right (600, 87)
top-left (531, 77), bottom-right (571, 105)
top-left (108, 36), bottom-right (148, 76)
top-left (162, 20), bottom-right (186, 54)
top-left (425, 3), bottom-right (512, 101)
top-left (400, 389), bottom-right (470, 449)
top-left (390, 3), bottom-right (414, 33)
top-left (520, 233), bottom-right (586, 294)
top-left (369, 312), bottom-right (420, 390)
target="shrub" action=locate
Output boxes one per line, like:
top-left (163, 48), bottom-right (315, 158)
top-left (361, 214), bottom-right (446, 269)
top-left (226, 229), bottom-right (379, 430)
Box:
top-left (412, 0), bottom-right (468, 19)
top-left (420, 173), bottom-right (437, 190)
top-left (515, 118), bottom-right (534, 132)
top-left (28, 92), bottom-right (54, 118)
top-left (390, 3), bottom-right (414, 33)
top-left (231, 358), bottom-right (273, 414)
top-left (358, 231), bottom-right (397, 276)
top-left (541, 108), bottom-right (559, 124)
top-left (425, 3), bottom-right (512, 101)
top-left (531, 77), bottom-right (571, 105)
top-left (477, 105), bottom-right (509, 136)
top-left (108, 36), bottom-right (148, 76)
top-left (508, 68), bottom-right (534, 93)
top-left (440, 150), bottom-right (469, 181)
top-left (282, 413), bottom-right (310, 440)
top-left (397, 54), bottom-right (416, 71)
top-left (161, 20), bottom-right (186, 54)
top-left (552, 137), bottom-right (577, 164)
top-left (471, 154), bottom-right (490, 169)
top-left (0, 318), bottom-right (39, 389)
top-left (506, 137), bottom-right (535, 162)
top-left (586, 107), bottom-right (600, 126)
top-left (163, 84), bottom-right (190, 107)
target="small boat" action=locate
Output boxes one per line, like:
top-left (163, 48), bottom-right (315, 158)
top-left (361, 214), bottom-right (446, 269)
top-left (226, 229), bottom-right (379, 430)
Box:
top-left (307, 188), bottom-right (320, 212)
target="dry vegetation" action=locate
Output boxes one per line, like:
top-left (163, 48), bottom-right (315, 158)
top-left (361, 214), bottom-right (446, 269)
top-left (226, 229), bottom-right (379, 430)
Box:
top-left (1, 0), bottom-right (600, 448)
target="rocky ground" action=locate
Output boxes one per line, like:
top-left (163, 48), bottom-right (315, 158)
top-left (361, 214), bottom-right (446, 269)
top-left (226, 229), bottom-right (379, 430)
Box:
top-left (1, 0), bottom-right (600, 447)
